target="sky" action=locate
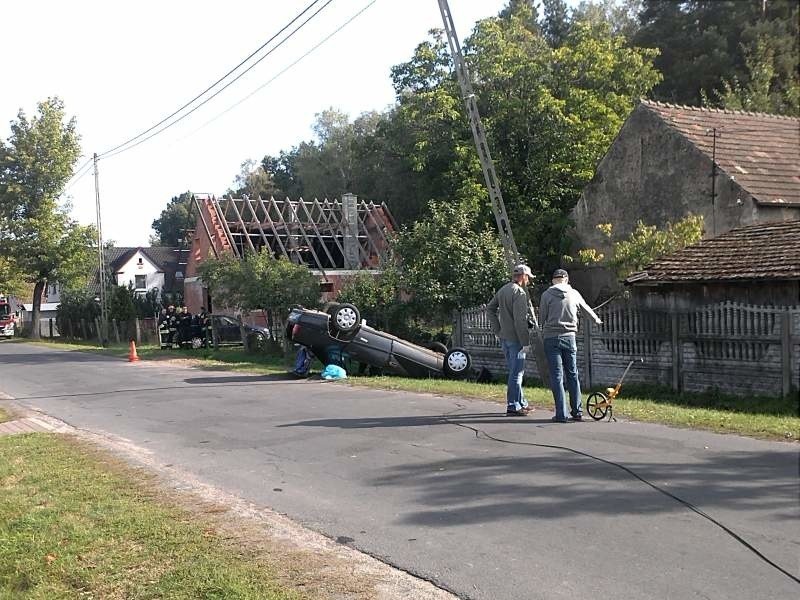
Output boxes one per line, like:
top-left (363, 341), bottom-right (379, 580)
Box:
top-left (3, 0), bottom-right (538, 246)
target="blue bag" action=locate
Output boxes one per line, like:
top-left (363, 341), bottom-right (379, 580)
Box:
top-left (320, 364), bottom-right (347, 380)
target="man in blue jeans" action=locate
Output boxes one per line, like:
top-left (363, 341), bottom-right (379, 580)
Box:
top-left (539, 269), bottom-right (602, 422)
top-left (487, 264), bottom-right (534, 416)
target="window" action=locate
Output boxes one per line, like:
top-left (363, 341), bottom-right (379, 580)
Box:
top-left (135, 275), bottom-right (146, 289)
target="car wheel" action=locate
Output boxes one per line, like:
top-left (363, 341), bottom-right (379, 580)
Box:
top-left (331, 303), bottom-right (361, 333)
top-left (443, 347), bottom-right (472, 379)
top-left (427, 341), bottom-right (448, 354)
top-left (190, 336), bottom-right (204, 350)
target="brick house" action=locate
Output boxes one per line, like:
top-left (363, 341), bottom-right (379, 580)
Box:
top-left (570, 100), bottom-right (800, 303)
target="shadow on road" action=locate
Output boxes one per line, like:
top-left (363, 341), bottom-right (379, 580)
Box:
top-left (184, 374), bottom-right (296, 385)
top-left (278, 414), bottom-right (799, 528)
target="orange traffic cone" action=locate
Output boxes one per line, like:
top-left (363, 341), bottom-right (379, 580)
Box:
top-left (128, 339), bottom-right (140, 362)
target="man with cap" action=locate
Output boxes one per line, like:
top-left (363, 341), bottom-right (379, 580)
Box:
top-left (487, 264), bottom-right (534, 416)
top-left (539, 268), bottom-right (602, 422)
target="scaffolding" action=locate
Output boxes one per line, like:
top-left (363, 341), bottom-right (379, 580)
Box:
top-left (189, 193), bottom-right (397, 277)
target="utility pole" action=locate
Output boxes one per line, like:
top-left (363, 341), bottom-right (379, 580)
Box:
top-left (436, 0), bottom-right (550, 386)
top-left (94, 152), bottom-right (108, 346)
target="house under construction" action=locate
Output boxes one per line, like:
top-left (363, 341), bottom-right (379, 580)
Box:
top-left (183, 193), bottom-right (397, 312)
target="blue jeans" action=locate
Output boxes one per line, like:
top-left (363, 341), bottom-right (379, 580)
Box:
top-left (501, 339), bottom-right (528, 411)
top-left (543, 334), bottom-right (582, 420)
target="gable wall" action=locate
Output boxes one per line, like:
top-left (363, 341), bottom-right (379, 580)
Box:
top-left (116, 251), bottom-right (164, 293)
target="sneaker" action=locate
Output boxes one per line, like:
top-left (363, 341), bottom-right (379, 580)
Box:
top-left (570, 414), bottom-right (583, 422)
top-left (507, 406), bottom-right (532, 416)
top-left (551, 416), bottom-right (568, 423)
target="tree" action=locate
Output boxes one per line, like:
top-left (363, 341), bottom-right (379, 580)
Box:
top-left (229, 159), bottom-right (278, 198)
top-left (609, 214), bottom-right (705, 277)
top-left (336, 268), bottom-right (400, 331)
top-left (0, 98), bottom-right (95, 338)
top-left (634, 0), bottom-right (799, 114)
top-left (150, 192), bottom-right (192, 246)
top-left (198, 251), bottom-right (320, 320)
top-left (392, 200), bottom-right (507, 324)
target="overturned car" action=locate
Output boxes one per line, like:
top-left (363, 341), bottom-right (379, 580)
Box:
top-left (286, 304), bottom-right (473, 379)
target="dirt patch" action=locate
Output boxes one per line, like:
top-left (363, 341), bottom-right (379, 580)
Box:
top-left (9, 407), bottom-right (456, 600)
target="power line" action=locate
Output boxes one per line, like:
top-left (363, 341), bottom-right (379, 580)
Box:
top-left (181, 0), bottom-right (378, 141)
top-left (98, 0), bottom-right (330, 159)
top-left (62, 158), bottom-right (94, 194)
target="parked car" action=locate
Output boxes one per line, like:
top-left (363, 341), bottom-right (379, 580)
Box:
top-left (285, 304), bottom-right (473, 379)
top-left (164, 315), bottom-right (270, 349)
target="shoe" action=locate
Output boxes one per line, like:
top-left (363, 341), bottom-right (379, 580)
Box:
top-left (507, 407), bottom-right (532, 416)
top-left (570, 414), bottom-right (583, 422)
top-left (551, 416), bottom-right (568, 423)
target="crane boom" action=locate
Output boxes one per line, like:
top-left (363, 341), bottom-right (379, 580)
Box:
top-left (437, 0), bottom-right (551, 386)
top-left (437, 0), bottom-right (519, 270)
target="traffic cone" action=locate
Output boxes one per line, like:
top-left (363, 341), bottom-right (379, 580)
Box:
top-left (128, 339), bottom-right (140, 362)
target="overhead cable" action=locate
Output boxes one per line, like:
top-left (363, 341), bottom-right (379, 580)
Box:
top-left (98, 0), bottom-right (330, 159)
top-left (182, 0), bottom-right (378, 141)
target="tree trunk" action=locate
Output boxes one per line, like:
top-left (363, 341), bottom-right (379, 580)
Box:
top-left (30, 280), bottom-right (45, 339)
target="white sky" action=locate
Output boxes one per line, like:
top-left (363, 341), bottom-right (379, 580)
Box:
top-left (2, 0), bottom-right (564, 245)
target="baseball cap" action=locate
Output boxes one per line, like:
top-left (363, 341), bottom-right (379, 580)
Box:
top-left (552, 268), bottom-right (569, 279)
top-left (513, 264), bottom-right (533, 277)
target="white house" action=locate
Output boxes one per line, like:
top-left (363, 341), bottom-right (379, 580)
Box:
top-left (43, 246), bottom-right (186, 305)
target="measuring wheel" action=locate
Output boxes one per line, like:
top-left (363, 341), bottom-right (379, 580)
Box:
top-left (586, 392), bottom-right (609, 421)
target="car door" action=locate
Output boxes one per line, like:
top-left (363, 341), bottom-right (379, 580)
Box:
top-left (215, 316), bottom-right (241, 343)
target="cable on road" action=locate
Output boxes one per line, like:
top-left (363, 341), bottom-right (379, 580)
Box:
top-left (441, 410), bottom-right (800, 586)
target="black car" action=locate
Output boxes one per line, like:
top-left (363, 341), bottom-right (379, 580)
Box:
top-left (285, 304), bottom-right (473, 379)
top-left (165, 315), bottom-right (270, 349)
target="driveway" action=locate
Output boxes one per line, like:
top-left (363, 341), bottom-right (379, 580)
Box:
top-left (1, 341), bottom-right (797, 599)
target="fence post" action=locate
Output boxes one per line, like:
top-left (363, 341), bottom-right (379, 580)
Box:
top-left (67, 319), bottom-right (73, 339)
top-left (671, 312), bottom-right (681, 392)
top-left (112, 320), bottom-right (120, 344)
top-left (582, 320), bottom-right (592, 389)
top-left (94, 318), bottom-right (102, 342)
top-left (452, 309), bottom-right (463, 348)
top-left (781, 310), bottom-right (791, 398)
top-left (134, 318), bottom-right (141, 345)
top-left (80, 319), bottom-right (87, 340)
top-left (212, 316), bottom-right (220, 350)
top-left (48, 318), bottom-right (54, 338)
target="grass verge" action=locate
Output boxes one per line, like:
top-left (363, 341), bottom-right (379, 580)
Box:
top-left (22, 338), bottom-right (289, 375)
top-left (16, 338), bottom-right (798, 441)
top-left (0, 433), bottom-right (301, 600)
top-left (346, 376), bottom-right (799, 441)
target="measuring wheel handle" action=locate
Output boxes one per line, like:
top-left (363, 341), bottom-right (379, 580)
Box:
top-left (586, 391), bottom-right (609, 421)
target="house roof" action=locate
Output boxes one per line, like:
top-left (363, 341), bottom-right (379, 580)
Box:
top-left (626, 220), bottom-right (800, 284)
top-left (640, 100), bottom-right (800, 207)
top-left (88, 246), bottom-right (186, 294)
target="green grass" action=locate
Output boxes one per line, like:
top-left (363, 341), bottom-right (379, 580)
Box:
top-left (0, 434), bottom-right (300, 600)
top-left (346, 376), bottom-right (799, 441)
top-left (21, 338), bottom-right (799, 441)
top-left (23, 338), bottom-right (290, 375)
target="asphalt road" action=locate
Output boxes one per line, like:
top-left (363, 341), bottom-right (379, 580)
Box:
top-left (1, 341), bottom-right (798, 600)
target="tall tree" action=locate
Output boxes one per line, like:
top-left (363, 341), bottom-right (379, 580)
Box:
top-left (151, 192), bottom-right (192, 246)
top-left (0, 98), bottom-right (95, 338)
top-left (634, 0), bottom-right (799, 114)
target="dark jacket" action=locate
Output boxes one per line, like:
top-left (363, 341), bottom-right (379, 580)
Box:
top-left (487, 281), bottom-right (530, 346)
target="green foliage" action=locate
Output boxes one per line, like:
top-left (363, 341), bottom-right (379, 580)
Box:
top-left (635, 0), bottom-right (799, 115)
top-left (0, 98), bottom-right (94, 337)
top-left (336, 269), bottom-right (400, 330)
top-left (151, 192), bottom-right (192, 246)
top-left (55, 288), bottom-right (101, 334)
top-left (229, 159), bottom-right (278, 198)
top-left (392, 201), bottom-right (507, 322)
top-left (612, 214), bottom-right (704, 277)
top-left (107, 284), bottom-right (136, 322)
top-left (198, 251), bottom-right (320, 318)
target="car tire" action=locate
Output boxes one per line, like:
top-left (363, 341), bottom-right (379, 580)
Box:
top-left (330, 303), bottom-right (361, 334)
top-left (190, 336), bottom-right (204, 350)
top-left (250, 332), bottom-right (266, 352)
top-left (443, 347), bottom-right (472, 379)
top-left (427, 341), bottom-right (448, 354)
